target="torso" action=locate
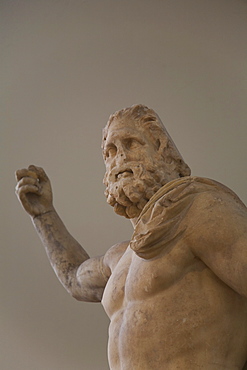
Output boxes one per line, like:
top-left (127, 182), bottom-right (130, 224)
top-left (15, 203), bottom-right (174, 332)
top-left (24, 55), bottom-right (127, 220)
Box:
top-left (102, 240), bottom-right (247, 370)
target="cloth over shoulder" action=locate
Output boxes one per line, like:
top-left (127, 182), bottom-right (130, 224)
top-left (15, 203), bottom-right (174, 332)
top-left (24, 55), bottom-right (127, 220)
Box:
top-left (130, 176), bottom-right (247, 260)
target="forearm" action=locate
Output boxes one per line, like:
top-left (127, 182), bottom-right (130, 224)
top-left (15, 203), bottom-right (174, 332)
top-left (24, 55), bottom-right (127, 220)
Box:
top-left (32, 209), bottom-right (90, 295)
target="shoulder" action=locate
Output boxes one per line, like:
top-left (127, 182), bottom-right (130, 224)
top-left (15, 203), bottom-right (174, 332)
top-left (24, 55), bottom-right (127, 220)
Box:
top-left (103, 240), bottom-right (130, 273)
top-left (130, 176), bottom-right (247, 259)
top-left (156, 176), bottom-right (246, 226)
top-left (185, 178), bottom-right (247, 256)
top-left (186, 177), bottom-right (247, 223)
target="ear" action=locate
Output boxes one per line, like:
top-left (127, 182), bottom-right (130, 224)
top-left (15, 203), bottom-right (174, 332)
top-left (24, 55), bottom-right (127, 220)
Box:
top-left (149, 126), bottom-right (168, 154)
top-left (157, 136), bottom-right (168, 155)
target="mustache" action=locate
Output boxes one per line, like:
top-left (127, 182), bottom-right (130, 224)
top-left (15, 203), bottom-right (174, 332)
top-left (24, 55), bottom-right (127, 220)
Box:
top-left (103, 161), bottom-right (156, 185)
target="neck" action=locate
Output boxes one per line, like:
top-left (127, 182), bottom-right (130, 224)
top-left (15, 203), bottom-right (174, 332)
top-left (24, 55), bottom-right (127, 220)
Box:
top-left (129, 177), bottom-right (183, 229)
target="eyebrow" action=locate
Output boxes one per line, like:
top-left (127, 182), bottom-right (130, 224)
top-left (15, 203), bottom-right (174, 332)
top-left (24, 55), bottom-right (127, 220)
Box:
top-left (106, 129), bottom-right (145, 143)
top-left (104, 142), bottom-right (117, 151)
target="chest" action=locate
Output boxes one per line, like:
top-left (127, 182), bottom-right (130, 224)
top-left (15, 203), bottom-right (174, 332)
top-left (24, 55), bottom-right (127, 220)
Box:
top-left (102, 243), bottom-right (199, 317)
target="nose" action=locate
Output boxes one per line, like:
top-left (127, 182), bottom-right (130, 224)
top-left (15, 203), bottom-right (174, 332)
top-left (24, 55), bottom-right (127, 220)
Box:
top-left (116, 143), bottom-right (127, 164)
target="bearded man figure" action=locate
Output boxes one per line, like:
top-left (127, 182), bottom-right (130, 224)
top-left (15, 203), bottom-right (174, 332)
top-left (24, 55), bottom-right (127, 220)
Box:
top-left (102, 105), bottom-right (190, 219)
top-left (15, 105), bottom-right (247, 369)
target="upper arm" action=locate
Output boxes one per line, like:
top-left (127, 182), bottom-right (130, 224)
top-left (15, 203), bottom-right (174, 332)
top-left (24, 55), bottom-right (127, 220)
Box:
top-left (73, 255), bottom-right (110, 302)
top-left (188, 191), bottom-right (247, 297)
top-left (72, 241), bottom-right (130, 302)
top-left (196, 232), bottom-right (247, 297)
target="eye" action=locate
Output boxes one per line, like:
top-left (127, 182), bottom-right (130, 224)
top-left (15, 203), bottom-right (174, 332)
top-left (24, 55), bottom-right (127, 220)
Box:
top-left (124, 138), bottom-right (144, 150)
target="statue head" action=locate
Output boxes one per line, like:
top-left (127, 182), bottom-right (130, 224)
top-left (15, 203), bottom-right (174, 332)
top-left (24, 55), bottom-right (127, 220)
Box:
top-left (102, 104), bottom-right (191, 219)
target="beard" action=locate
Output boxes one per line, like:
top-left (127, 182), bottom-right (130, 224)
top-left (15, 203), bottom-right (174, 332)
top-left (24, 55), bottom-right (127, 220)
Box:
top-left (103, 161), bottom-right (172, 219)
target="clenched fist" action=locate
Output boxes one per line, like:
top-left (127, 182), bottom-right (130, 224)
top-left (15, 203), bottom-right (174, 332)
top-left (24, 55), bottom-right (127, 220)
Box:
top-left (15, 165), bottom-right (54, 218)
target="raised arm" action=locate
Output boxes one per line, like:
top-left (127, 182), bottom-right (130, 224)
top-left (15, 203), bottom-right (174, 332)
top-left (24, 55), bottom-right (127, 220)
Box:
top-left (15, 165), bottom-right (110, 302)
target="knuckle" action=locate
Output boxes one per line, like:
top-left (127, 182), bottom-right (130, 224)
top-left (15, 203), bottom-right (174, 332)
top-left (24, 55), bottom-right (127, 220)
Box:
top-left (27, 171), bottom-right (38, 179)
top-left (15, 169), bottom-right (22, 181)
top-left (18, 186), bottom-right (27, 195)
top-left (28, 164), bottom-right (36, 170)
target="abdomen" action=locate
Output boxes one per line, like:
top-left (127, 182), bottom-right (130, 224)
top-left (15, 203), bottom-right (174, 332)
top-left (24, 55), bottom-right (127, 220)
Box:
top-left (109, 269), bottom-right (247, 369)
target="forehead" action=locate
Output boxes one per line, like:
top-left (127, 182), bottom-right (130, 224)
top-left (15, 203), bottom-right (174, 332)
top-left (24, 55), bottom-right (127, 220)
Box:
top-left (105, 119), bottom-right (144, 141)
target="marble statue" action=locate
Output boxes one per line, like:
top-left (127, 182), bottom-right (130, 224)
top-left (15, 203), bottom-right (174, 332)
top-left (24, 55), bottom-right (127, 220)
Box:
top-left (15, 105), bottom-right (247, 369)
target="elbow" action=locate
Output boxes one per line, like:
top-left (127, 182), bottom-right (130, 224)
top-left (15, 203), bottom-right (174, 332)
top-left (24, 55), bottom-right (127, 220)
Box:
top-left (71, 289), bottom-right (85, 301)
top-left (67, 284), bottom-right (86, 301)
top-left (62, 280), bottom-right (85, 301)
top-left (69, 285), bottom-right (103, 303)
top-left (63, 274), bottom-right (104, 302)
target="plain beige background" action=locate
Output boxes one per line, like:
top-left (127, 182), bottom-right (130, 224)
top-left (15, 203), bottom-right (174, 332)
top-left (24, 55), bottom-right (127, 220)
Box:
top-left (1, 0), bottom-right (247, 369)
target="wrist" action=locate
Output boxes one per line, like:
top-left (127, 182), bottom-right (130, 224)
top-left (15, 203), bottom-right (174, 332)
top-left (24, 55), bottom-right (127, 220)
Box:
top-left (32, 207), bottom-right (55, 220)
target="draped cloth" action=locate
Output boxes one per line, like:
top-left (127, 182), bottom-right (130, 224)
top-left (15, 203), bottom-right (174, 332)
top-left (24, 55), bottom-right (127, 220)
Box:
top-left (130, 176), bottom-right (247, 260)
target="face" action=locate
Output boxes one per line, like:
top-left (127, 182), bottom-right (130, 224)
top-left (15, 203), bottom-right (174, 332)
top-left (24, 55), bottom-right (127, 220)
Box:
top-left (103, 118), bottom-right (176, 219)
top-left (103, 119), bottom-right (159, 179)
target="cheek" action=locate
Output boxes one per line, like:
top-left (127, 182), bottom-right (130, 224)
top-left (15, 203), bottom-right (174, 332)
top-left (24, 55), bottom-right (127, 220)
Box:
top-left (104, 157), bottom-right (115, 171)
top-left (143, 151), bottom-right (162, 167)
top-left (103, 166), bottom-right (115, 185)
top-left (103, 170), bottom-right (109, 185)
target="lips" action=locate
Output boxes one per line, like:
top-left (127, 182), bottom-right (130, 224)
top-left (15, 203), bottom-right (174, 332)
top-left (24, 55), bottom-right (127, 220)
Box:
top-left (116, 169), bottom-right (133, 180)
top-left (106, 163), bottom-right (142, 184)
